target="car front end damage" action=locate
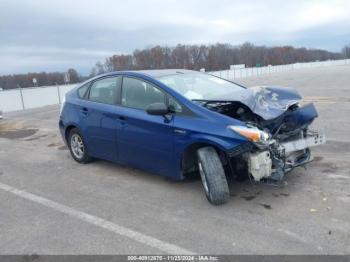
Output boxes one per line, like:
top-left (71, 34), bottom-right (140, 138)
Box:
top-left (241, 129), bottom-right (326, 181)
top-left (199, 86), bottom-right (326, 182)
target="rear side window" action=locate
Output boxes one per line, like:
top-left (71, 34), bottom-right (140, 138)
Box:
top-left (121, 77), bottom-right (165, 110)
top-left (88, 77), bottom-right (120, 105)
top-left (78, 83), bottom-right (90, 98)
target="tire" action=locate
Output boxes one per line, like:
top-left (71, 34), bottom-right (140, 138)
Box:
top-left (197, 147), bottom-right (230, 205)
top-left (68, 128), bottom-right (91, 164)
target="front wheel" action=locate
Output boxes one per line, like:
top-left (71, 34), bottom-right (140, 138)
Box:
top-left (197, 147), bottom-right (230, 205)
top-left (68, 128), bottom-right (92, 164)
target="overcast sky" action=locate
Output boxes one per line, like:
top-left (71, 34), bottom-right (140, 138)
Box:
top-left (0, 0), bottom-right (349, 75)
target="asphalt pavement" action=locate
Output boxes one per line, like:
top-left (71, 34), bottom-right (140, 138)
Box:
top-left (0, 65), bottom-right (349, 254)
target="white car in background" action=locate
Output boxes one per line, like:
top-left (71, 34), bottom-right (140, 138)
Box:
top-left (0, 110), bottom-right (3, 119)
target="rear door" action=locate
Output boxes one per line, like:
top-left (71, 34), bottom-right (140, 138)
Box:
top-left (83, 76), bottom-right (121, 162)
top-left (116, 76), bottom-right (175, 177)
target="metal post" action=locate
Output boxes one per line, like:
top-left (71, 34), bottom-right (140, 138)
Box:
top-left (56, 84), bottom-right (62, 104)
top-left (18, 85), bottom-right (25, 110)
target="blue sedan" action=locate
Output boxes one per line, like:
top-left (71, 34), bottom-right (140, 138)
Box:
top-left (59, 69), bottom-right (325, 205)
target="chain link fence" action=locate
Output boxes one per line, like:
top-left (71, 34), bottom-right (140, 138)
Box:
top-left (0, 84), bottom-right (77, 112)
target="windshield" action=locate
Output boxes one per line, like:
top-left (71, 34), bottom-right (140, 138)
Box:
top-left (157, 73), bottom-right (244, 100)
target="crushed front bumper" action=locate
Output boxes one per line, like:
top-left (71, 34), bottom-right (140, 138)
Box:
top-left (246, 131), bottom-right (326, 181)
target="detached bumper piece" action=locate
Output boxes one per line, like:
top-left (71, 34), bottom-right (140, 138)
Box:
top-left (247, 131), bottom-right (326, 181)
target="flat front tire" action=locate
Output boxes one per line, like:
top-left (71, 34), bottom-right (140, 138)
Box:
top-left (68, 128), bottom-right (91, 164)
top-left (197, 147), bottom-right (230, 205)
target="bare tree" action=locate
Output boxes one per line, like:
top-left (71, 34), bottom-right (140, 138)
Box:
top-left (1, 43), bottom-right (345, 90)
top-left (92, 42), bottom-right (342, 73)
top-left (0, 69), bottom-right (81, 90)
top-left (67, 68), bottom-right (79, 83)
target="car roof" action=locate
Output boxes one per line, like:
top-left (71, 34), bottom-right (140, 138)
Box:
top-left (78, 69), bottom-right (202, 89)
top-left (132, 69), bottom-right (199, 77)
top-left (103, 69), bottom-right (200, 78)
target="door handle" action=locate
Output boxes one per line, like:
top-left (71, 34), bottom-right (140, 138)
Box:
top-left (174, 129), bottom-right (187, 135)
top-left (117, 116), bottom-right (127, 126)
top-left (81, 107), bottom-right (88, 115)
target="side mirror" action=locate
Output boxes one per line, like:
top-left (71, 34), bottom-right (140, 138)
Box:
top-left (146, 103), bottom-right (169, 115)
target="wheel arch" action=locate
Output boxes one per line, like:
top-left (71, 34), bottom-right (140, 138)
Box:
top-left (64, 124), bottom-right (78, 143)
top-left (181, 141), bottom-right (227, 177)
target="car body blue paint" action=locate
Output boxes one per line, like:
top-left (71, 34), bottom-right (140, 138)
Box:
top-left (59, 70), bottom-right (316, 180)
top-left (283, 103), bottom-right (318, 127)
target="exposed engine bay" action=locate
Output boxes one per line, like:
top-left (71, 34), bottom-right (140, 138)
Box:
top-left (195, 86), bottom-right (326, 181)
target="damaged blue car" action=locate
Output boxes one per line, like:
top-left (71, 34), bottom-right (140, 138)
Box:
top-left (59, 69), bottom-right (326, 205)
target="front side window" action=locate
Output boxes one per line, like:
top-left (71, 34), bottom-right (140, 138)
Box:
top-left (88, 77), bottom-right (120, 105)
top-left (121, 77), bottom-right (165, 110)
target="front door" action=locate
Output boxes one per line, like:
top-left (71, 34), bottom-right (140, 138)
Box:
top-left (116, 76), bottom-right (175, 177)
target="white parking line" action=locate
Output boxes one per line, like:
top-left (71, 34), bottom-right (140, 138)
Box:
top-left (0, 182), bottom-right (195, 255)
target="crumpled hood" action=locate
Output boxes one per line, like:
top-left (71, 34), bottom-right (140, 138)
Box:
top-left (209, 86), bottom-right (302, 120)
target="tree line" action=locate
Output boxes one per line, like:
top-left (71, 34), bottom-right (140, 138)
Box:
top-left (91, 42), bottom-right (349, 75)
top-left (1, 42), bottom-right (349, 90)
top-left (0, 68), bottom-right (80, 90)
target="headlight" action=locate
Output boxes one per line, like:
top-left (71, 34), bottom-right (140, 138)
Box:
top-left (228, 125), bottom-right (270, 144)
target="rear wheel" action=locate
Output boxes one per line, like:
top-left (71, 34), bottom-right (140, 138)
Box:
top-left (197, 147), bottom-right (230, 205)
top-left (68, 128), bottom-right (91, 164)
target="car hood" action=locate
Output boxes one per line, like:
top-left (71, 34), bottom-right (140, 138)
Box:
top-left (206, 86), bottom-right (302, 120)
